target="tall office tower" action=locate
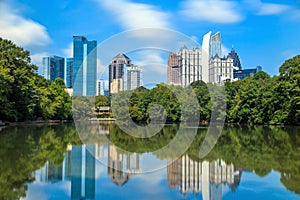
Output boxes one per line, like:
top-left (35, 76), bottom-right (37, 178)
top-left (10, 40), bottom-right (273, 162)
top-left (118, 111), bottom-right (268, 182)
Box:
top-left (178, 45), bottom-right (202, 87)
top-left (209, 55), bottom-right (234, 85)
top-left (210, 32), bottom-right (222, 57)
top-left (71, 144), bottom-right (96, 199)
top-left (227, 47), bottom-right (242, 70)
top-left (167, 52), bottom-right (181, 85)
top-left (96, 79), bottom-right (109, 96)
top-left (66, 58), bottom-right (73, 88)
top-left (73, 36), bottom-right (97, 96)
top-left (201, 31), bottom-right (212, 83)
top-left (202, 31), bottom-right (224, 83)
top-left (127, 65), bottom-right (142, 90)
top-left (109, 53), bottom-right (131, 94)
top-left (42, 56), bottom-right (65, 81)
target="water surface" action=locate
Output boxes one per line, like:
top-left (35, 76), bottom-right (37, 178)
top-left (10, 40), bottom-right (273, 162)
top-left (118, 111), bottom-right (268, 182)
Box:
top-left (0, 124), bottom-right (299, 200)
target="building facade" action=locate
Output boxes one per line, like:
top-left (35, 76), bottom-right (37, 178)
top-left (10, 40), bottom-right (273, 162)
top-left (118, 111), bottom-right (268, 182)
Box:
top-left (178, 46), bottom-right (202, 87)
top-left (167, 52), bottom-right (181, 85)
top-left (209, 55), bottom-right (234, 85)
top-left (66, 58), bottom-right (73, 88)
top-left (96, 79), bottom-right (109, 96)
top-left (73, 36), bottom-right (97, 96)
top-left (42, 56), bottom-right (65, 82)
top-left (109, 53), bottom-right (131, 94)
top-left (233, 66), bottom-right (262, 80)
top-left (210, 32), bottom-right (222, 58)
top-left (127, 65), bottom-right (142, 90)
top-left (228, 48), bottom-right (242, 70)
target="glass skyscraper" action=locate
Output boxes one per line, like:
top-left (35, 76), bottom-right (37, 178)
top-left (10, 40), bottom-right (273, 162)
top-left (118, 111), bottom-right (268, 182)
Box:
top-left (42, 56), bottom-right (65, 82)
top-left (73, 36), bottom-right (97, 96)
top-left (66, 58), bottom-right (74, 88)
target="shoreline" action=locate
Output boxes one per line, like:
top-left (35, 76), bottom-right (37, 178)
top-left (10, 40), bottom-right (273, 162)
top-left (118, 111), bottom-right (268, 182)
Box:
top-left (1, 118), bottom-right (299, 127)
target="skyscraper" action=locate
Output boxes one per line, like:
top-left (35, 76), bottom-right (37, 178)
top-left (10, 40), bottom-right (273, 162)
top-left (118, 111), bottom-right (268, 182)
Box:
top-left (228, 47), bottom-right (242, 70)
top-left (66, 58), bottom-right (73, 88)
top-left (109, 53), bottom-right (131, 94)
top-left (178, 45), bottom-right (202, 87)
top-left (96, 79), bottom-right (109, 96)
top-left (73, 36), bottom-right (97, 96)
top-left (42, 56), bottom-right (65, 82)
top-left (201, 31), bottom-right (212, 83)
top-left (210, 32), bottom-right (222, 58)
top-left (167, 52), bottom-right (181, 85)
top-left (127, 65), bottom-right (142, 90)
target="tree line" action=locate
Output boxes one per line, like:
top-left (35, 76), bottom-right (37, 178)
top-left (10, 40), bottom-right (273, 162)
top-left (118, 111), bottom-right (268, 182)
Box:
top-left (112, 55), bottom-right (300, 125)
top-left (1, 37), bottom-right (299, 125)
top-left (0, 38), bottom-right (72, 122)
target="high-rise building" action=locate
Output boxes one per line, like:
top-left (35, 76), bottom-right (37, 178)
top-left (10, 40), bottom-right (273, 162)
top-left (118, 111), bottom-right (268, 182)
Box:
top-left (209, 55), bottom-right (234, 85)
top-left (96, 79), bottom-right (109, 96)
top-left (127, 65), bottom-right (142, 90)
top-left (42, 56), bottom-right (65, 82)
top-left (178, 45), bottom-right (202, 87)
top-left (73, 36), bottom-right (97, 96)
top-left (167, 52), bottom-right (181, 85)
top-left (228, 47), bottom-right (242, 70)
top-left (66, 58), bottom-right (73, 88)
top-left (201, 31), bottom-right (212, 83)
top-left (109, 53), bottom-right (131, 94)
top-left (210, 32), bottom-right (222, 58)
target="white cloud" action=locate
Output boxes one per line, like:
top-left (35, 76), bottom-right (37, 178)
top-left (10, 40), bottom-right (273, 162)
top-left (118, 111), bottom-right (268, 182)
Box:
top-left (179, 0), bottom-right (243, 24)
top-left (244, 0), bottom-right (290, 15)
top-left (93, 0), bottom-right (171, 29)
top-left (133, 51), bottom-right (167, 75)
top-left (30, 52), bottom-right (49, 65)
top-left (0, 2), bottom-right (51, 48)
top-left (62, 43), bottom-right (73, 58)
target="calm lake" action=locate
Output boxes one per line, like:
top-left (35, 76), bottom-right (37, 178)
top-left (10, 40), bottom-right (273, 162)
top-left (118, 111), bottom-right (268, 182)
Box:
top-left (1, 123), bottom-right (300, 200)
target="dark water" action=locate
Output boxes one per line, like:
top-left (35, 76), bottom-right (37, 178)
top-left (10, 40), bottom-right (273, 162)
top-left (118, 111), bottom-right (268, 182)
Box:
top-left (0, 123), bottom-right (299, 200)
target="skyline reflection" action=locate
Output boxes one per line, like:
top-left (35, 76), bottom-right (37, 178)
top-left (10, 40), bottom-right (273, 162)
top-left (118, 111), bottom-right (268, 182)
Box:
top-left (33, 143), bottom-right (242, 199)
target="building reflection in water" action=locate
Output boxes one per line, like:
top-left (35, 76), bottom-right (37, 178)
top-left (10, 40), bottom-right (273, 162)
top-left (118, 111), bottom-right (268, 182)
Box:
top-left (34, 144), bottom-right (96, 200)
top-left (34, 142), bottom-right (241, 199)
top-left (107, 144), bottom-right (141, 187)
top-left (167, 155), bottom-right (242, 199)
top-left (70, 144), bottom-right (96, 200)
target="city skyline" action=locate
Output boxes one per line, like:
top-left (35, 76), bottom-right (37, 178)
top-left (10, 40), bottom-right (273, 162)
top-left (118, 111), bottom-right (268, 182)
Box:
top-left (1, 0), bottom-right (299, 85)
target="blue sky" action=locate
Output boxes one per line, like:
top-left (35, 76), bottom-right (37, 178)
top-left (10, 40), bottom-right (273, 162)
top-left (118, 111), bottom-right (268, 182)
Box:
top-left (1, 0), bottom-right (300, 83)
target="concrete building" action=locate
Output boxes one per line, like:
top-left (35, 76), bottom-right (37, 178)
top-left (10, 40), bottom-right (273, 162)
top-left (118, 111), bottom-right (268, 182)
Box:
top-left (109, 53), bottom-right (131, 94)
top-left (167, 52), bottom-right (181, 85)
top-left (127, 65), bottom-right (142, 90)
top-left (178, 45), bottom-right (202, 87)
top-left (96, 79), bottom-right (109, 96)
top-left (209, 55), bottom-right (234, 85)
